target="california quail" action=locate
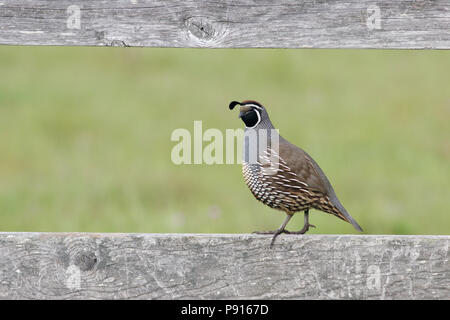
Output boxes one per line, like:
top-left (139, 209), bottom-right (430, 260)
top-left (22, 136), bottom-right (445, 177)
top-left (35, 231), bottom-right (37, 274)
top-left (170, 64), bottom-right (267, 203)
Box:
top-left (229, 100), bottom-right (363, 246)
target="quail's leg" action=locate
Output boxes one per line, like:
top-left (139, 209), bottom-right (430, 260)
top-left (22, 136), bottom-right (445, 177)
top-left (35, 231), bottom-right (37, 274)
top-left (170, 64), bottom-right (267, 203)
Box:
top-left (253, 214), bottom-right (293, 247)
top-left (289, 209), bottom-right (316, 234)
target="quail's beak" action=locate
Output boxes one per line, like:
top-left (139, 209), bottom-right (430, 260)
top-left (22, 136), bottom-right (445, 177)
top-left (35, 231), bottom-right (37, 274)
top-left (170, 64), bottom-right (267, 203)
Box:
top-left (239, 105), bottom-right (252, 118)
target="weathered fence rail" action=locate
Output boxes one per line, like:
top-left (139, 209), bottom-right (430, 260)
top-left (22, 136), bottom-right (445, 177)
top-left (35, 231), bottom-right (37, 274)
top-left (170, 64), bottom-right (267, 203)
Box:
top-left (0, 233), bottom-right (448, 299)
top-left (0, 0), bottom-right (448, 301)
top-left (0, 0), bottom-right (449, 48)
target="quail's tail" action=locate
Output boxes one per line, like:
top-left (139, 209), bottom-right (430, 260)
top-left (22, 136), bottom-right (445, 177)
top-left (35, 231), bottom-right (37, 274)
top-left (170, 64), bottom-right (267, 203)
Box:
top-left (329, 195), bottom-right (363, 232)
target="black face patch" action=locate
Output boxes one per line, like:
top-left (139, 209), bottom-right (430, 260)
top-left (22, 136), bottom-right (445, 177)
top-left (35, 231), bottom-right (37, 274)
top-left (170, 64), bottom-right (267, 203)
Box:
top-left (240, 109), bottom-right (260, 128)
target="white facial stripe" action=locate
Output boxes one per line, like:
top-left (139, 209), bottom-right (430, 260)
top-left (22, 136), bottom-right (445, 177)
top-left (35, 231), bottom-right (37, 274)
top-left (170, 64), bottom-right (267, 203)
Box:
top-left (244, 104), bottom-right (263, 110)
top-left (246, 109), bottom-right (261, 128)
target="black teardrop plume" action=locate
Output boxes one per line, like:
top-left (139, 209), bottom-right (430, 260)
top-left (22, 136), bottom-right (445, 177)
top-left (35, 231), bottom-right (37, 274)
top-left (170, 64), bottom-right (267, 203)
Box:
top-left (229, 101), bottom-right (241, 110)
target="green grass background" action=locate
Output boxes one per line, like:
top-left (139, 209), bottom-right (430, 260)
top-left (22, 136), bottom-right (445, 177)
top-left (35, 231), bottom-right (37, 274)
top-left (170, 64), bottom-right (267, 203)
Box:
top-left (0, 47), bottom-right (448, 235)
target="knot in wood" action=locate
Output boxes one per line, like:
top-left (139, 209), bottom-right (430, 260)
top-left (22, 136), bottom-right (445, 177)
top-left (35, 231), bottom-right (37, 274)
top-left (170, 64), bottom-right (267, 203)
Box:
top-left (185, 17), bottom-right (216, 41)
top-left (95, 31), bottom-right (105, 41)
top-left (108, 40), bottom-right (129, 47)
top-left (73, 251), bottom-right (97, 271)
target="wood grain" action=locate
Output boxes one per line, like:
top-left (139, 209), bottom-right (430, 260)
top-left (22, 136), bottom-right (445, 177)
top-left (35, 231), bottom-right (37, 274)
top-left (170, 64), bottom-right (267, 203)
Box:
top-left (0, 0), bottom-right (448, 48)
top-left (0, 233), bottom-right (448, 299)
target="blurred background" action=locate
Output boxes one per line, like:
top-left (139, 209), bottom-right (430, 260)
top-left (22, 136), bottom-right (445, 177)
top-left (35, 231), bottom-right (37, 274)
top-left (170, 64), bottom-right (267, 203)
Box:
top-left (0, 47), bottom-right (448, 234)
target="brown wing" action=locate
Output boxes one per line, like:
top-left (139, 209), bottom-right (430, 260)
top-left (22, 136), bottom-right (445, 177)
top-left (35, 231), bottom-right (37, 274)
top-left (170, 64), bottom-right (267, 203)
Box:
top-left (256, 141), bottom-right (329, 211)
top-left (261, 140), bottom-right (362, 230)
top-left (277, 140), bottom-right (328, 195)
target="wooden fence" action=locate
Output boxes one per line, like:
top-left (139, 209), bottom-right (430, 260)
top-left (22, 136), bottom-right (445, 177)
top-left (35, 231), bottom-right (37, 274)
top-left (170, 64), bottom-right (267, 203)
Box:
top-left (0, 0), bottom-right (449, 48)
top-left (0, 233), bottom-right (449, 299)
top-left (0, 0), bottom-right (448, 300)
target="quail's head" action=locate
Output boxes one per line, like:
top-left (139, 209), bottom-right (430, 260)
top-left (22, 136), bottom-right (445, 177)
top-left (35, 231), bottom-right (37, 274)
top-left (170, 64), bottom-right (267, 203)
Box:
top-left (229, 100), bottom-right (269, 129)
